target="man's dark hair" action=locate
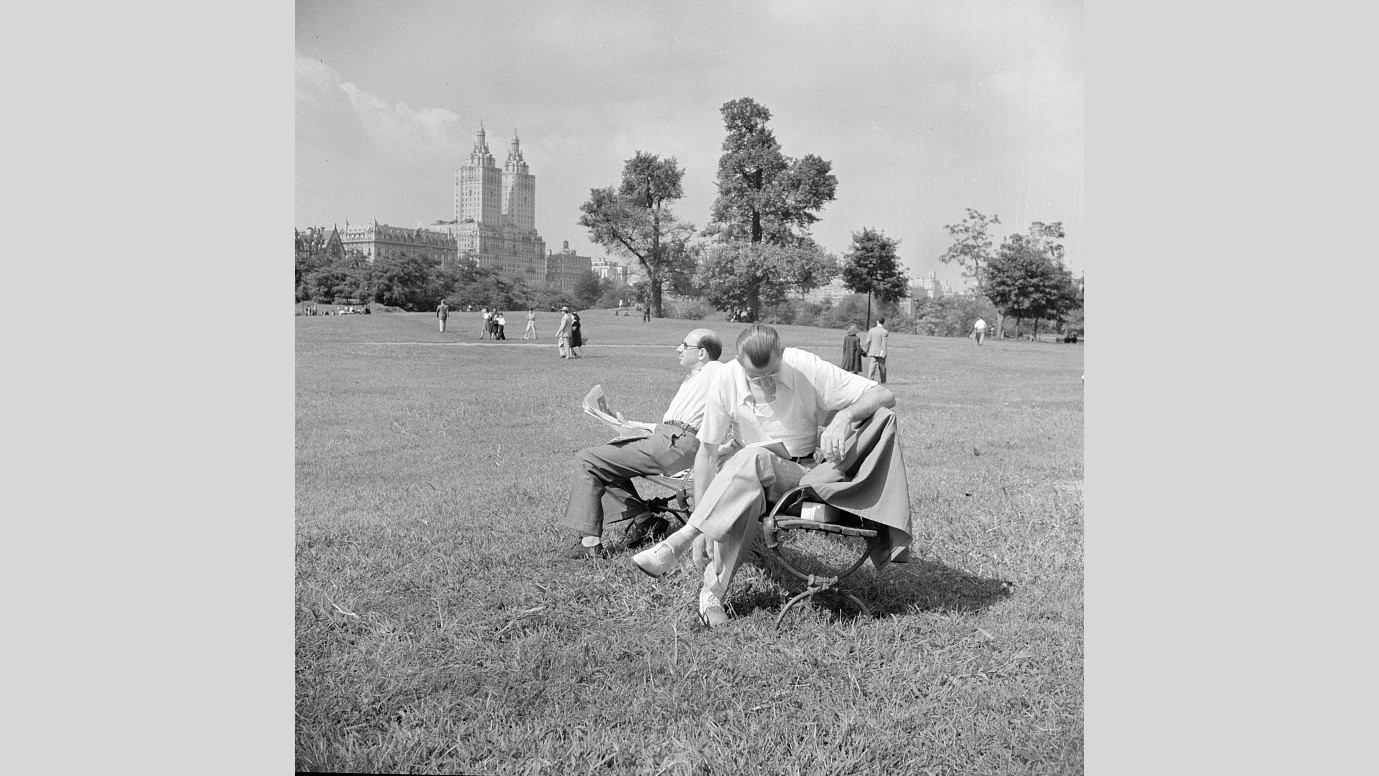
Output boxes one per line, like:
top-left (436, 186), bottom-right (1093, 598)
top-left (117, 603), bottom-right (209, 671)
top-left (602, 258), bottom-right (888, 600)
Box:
top-left (736, 323), bottom-right (784, 368)
top-left (877, 317), bottom-right (886, 325)
top-left (697, 331), bottom-right (724, 361)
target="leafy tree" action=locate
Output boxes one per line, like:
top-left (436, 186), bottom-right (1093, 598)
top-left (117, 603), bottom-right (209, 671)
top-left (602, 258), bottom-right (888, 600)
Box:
top-left (696, 241), bottom-right (837, 323)
top-left (706, 98), bottom-right (838, 246)
top-left (938, 208), bottom-right (1002, 286)
top-left (579, 152), bottom-right (697, 318)
top-left (982, 223), bottom-right (1081, 338)
top-left (841, 227), bottom-right (909, 325)
top-left (363, 252), bottom-right (448, 310)
top-left (572, 271), bottom-right (606, 309)
top-left (700, 98), bottom-right (839, 321)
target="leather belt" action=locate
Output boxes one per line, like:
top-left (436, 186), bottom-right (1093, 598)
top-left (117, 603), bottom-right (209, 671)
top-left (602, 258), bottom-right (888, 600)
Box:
top-left (664, 419), bottom-right (699, 435)
top-left (790, 454), bottom-right (815, 464)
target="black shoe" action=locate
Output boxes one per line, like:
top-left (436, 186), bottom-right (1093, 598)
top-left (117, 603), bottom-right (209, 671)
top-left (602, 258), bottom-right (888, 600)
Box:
top-left (559, 540), bottom-right (609, 560)
top-left (621, 512), bottom-right (670, 550)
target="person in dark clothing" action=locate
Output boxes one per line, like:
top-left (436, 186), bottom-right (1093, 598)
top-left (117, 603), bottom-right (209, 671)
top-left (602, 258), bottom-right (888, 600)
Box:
top-left (840, 324), bottom-right (863, 374)
top-left (569, 311), bottom-right (583, 357)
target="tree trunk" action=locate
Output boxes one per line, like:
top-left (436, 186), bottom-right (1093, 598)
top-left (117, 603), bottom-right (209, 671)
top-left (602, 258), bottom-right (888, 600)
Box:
top-left (650, 281), bottom-right (663, 318)
top-left (865, 292), bottom-right (872, 328)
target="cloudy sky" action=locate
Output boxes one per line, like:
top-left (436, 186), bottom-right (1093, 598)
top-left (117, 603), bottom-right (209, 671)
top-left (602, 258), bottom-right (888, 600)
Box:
top-left (296, 0), bottom-right (1083, 289)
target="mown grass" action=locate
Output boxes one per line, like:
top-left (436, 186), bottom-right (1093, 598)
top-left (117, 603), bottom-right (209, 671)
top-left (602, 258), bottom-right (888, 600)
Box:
top-left (296, 310), bottom-right (1084, 774)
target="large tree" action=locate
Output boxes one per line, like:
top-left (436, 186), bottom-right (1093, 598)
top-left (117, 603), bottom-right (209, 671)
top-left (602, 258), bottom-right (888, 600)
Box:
top-left (578, 152), bottom-right (696, 318)
top-left (981, 222), bottom-right (1081, 339)
top-left (841, 227), bottom-right (909, 325)
top-left (700, 98), bottom-right (839, 321)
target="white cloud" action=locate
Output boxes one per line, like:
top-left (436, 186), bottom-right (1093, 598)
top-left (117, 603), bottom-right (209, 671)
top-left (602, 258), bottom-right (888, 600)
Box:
top-left (296, 51), bottom-right (468, 163)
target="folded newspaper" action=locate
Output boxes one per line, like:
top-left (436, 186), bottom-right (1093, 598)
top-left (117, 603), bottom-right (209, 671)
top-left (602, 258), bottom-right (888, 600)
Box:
top-left (582, 385), bottom-right (656, 441)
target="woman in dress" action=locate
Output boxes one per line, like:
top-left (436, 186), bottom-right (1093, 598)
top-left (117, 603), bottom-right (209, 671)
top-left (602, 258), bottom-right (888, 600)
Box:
top-left (841, 324), bottom-right (863, 374)
top-left (569, 310), bottom-right (583, 357)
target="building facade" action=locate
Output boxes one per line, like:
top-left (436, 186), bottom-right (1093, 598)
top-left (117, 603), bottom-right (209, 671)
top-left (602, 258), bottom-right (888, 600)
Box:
top-left (433, 124), bottom-right (547, 284)
top-left (545, 241), bottom-right (593, 292)
top-left (590, 256), bottom-right (629, 287)
top-left (340, 221), bottom-right (457, 265)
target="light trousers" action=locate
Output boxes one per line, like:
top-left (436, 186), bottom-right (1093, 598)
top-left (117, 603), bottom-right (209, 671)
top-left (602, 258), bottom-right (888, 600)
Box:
top-left (689, 447), bottom-right (810, 602)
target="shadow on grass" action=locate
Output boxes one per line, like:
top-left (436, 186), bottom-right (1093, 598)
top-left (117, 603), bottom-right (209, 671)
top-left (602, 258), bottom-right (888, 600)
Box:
top-left (732, 544), bottom-right (1013, 625)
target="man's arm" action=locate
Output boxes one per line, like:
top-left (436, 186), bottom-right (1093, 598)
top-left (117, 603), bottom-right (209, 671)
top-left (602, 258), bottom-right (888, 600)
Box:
top-left (692, 441), bottom-right (718, 505)
top-left (818, 385), bottom-right (895, 464)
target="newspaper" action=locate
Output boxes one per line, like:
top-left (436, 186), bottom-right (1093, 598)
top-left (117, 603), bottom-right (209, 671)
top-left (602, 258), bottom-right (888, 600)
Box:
top-left (582, 385), bottom-right (656, 441)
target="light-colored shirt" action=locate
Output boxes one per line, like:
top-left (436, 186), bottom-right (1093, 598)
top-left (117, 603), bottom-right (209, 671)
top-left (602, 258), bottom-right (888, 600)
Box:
top-left (661, 361), bottom-right (724, 430)
top-left (974, 318), bottom-right (987, 331)
top-left (557, 313), bottom-right (573, 336)
top-left (700, 348), bottom-right (876, 457)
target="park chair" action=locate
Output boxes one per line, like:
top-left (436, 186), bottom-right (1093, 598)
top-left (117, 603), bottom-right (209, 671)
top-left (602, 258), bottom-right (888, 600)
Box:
top-left (635, 408), bottom-right (912, 628)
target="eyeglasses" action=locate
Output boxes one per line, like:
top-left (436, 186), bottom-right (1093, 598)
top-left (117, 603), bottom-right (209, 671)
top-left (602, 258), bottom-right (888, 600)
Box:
top-left (677, 341), bottom-right (702, 352)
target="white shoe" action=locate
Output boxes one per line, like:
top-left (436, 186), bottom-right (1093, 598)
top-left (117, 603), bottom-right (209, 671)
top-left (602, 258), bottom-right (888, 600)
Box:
top-left (699, 588), bottom-right (729, 628)
top-left (632, 541), bottom-right (678, 578)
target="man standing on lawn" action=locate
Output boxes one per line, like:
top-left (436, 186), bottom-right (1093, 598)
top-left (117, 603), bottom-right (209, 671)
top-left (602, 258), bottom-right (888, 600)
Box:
top-left (864, 317), bottom-right (889, 383)
top-left (633, 323), bottom-right (895, 628)
top-left (556, 305), bottom-right (574, 358)
top-left (558, 328), bottom-right (724, 559)
top-left (973, 317), bottom-right (987, 345)
top-left (436, 299), bottom-right (449, 332)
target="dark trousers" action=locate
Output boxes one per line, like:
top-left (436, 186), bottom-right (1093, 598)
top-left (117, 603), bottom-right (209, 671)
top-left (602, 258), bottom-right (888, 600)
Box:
top-left (559, 425), bottom-right (699, 537)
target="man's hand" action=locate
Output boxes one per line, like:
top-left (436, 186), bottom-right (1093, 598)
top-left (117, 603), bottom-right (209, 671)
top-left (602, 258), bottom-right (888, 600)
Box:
top-left (819, 385), bottom-right (896, 463)
top-left (819, 410), bottom-right (854, 463)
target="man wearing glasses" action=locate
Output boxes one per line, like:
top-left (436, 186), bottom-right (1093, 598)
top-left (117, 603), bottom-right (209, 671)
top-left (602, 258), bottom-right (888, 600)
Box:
top-left (557, 329), bottom-right (725, 559)
top-left (633, 323), bottom-right (895, 627)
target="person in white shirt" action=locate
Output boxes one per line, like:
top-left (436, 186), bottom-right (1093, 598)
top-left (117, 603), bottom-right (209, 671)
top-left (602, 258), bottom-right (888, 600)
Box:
top-left (479, 307), bottom-right (491, 340)
top-left (633, 324), bottom-right (895, 627)
top-left (973, 317), bottom-right (987, 345)
top-left (556, 306), bottom-right (574, 358)
top-left (559, 329), bottom-right (725, 559)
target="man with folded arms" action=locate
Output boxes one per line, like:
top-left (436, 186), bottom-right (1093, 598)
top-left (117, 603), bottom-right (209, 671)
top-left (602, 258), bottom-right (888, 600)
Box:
top-left (633, 323), bottom-right (895, 627)
top-left (558, 329), bottom-right (724, 559)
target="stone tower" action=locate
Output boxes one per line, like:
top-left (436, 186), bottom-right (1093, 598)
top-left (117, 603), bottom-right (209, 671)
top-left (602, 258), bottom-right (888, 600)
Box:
top-left (456, 122), bottom-right (502, 225)
top-left (502, 130), bottom-right (535, 232)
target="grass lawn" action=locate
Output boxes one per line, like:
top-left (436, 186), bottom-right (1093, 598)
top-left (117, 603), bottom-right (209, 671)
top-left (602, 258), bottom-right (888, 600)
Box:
top-left (296, 309), bottom-right (1084, 774)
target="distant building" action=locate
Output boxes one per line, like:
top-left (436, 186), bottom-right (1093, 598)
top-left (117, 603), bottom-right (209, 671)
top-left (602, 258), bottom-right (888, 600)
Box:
top-left (340, 221), bottom-right (456, 264)
top-left (591, 256), bottom-right (629, 287)
top-left (796, 278), bottom-right (853, 305)
top-left (545, 241), bottom-right (593, 292)
top-left (431, 124), bottom-right (547, 284)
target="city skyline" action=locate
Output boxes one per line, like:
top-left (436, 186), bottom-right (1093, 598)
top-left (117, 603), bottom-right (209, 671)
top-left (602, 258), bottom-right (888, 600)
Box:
top-left (296, 0), bottom-right (1084, 290)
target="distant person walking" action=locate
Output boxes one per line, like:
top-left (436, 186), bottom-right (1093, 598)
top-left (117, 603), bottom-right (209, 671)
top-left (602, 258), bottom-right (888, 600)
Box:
top-left (557, 305), bottom-right (574, 359)
top-left (973, 317), bottom-right (987, 345)
top-left (436, 300), bottom-right (449, 332)
top-left (642, 302), bottom-right (651, 323)
top-left (523, 308), bottom-right (537, 339)
top-left (495, 311), bottom-right (507, 340)
top-left (864, 317), bottom-right (889, 384)
top-left (569, 310), bottom-right (584, 357)
top-left (479, 307), bottom-right (491, 339)
top-left (841, 324), bottom-right (863, 374)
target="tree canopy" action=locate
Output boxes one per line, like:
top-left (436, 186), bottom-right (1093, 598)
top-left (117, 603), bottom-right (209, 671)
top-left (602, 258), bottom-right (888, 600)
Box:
top-left (578, 151), bottom-right (696, 318)
top-left (981, 222), bottom-right (1081, 334)
top-left (695, 241), bottom-right (836, 322)
top-left (841, 227), bottom-right (909, 324)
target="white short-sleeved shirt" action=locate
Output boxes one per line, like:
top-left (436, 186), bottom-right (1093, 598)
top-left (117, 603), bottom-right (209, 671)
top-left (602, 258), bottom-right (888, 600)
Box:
top-left (974, 318), bottom-right (987, 330)
top-left (700, 348), bottom-right (877, 457)
top-left (660, 360), bottom-right (724, 431)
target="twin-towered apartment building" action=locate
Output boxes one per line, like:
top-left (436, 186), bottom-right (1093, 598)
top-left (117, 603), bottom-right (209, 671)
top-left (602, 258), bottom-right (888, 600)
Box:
top-left (323, 124), bottom-right (628, 292)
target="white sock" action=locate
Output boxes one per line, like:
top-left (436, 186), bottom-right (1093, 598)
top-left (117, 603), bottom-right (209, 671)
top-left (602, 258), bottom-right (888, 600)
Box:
top-left (580, 535), bottom-right (602, 548)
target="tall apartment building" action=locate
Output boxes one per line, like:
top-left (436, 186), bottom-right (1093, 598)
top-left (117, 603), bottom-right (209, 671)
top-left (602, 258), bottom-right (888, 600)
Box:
top-left (545, 241), bottom-right (593, 292)
top-left (433, 124), bottom-right (546, 283)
